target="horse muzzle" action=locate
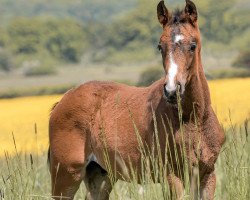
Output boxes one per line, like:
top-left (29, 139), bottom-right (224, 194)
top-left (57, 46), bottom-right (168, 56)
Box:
top-left (163, 82), bottom-right (182, 104)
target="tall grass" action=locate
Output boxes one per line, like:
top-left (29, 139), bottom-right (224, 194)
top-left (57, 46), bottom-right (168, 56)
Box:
top-left (215, 120), bottom-right (250, 199)
top-left (0, 120), bottom-right (249, 199)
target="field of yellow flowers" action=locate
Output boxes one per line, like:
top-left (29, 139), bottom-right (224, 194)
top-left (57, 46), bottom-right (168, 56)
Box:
top-left (0, 78), bottom-right (249, 156)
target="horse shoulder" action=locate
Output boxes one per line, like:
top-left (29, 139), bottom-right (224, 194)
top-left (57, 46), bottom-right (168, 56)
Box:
top-left (202, 106), bottom-right (225, 148)
top-left (191, 106), bottom-right (225, 171)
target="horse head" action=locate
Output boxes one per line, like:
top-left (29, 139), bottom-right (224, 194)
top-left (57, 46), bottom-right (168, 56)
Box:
top-left (157, 0), bottom-right (201, 104)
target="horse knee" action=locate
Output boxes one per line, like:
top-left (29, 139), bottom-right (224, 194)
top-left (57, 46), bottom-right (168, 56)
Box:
top-left (200, 172), bottom-right (216, 200)
top-left (167, 174), bottom-right (184, 199)
top-left (50, 159), bottom-right (85, 200)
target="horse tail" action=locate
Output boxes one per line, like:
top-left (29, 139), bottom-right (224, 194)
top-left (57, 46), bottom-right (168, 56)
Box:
top-left (48, 102), bottom-right (58, 168)
top-left (50, 102), bottom-right (59, 115)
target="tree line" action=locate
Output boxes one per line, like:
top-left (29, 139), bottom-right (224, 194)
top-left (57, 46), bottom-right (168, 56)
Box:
top-left (0, 0), bottom-right (249, 73)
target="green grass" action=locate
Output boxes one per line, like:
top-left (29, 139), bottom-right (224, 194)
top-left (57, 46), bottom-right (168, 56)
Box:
top-left (215, 120), bottom-right (250, 199)
top-left (0, 120), bottom-right (249, 199)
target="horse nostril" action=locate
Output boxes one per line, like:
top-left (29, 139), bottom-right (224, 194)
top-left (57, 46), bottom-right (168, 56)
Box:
top-left (163, 84), bottom-right (176, 98)
top-left (169, 92), bottom-right (177, 99)
top-left (163, 83), bottom-right (169, 97)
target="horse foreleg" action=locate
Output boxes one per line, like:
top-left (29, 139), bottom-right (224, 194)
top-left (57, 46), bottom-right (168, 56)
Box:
top-left (200, 171), bottom-right (216, 200)
top-left (49, 129), bottom-right (86, 199)
top-left (167, 174), bottom-right (184, 199)
top-left (50, 161), bottom-right (84, 200)
top-left (190, 166), bottom-right (199, 200)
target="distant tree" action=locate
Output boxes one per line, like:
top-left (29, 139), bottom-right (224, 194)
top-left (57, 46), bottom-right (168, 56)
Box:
top-left (24, 65), bottom-right (57, 76)
top-left (232, 51), bottom-right (250, 69)
top-left (197, 0), bottom-right (250, 43)
top-left (6, 17), bottom-right (87, 63)
top-left (0, 28), bottom-right (8, 47)
top-left (137, 67), bottom-right (163, 86)
top-left (0, 50), bottom-right (13, 72)
top-left (7, 18), bottom-right (44, 54)
top-left (45, 19), bottom-right (87, 62)
top-left (93, 0), bottom-right (161, 62)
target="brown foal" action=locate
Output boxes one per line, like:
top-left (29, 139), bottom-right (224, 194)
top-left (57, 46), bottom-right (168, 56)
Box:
top-left (49, 1), bottom-right (225, 199)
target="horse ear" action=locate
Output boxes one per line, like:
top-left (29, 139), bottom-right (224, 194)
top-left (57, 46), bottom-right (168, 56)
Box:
top-left (185, 0), bottom-right (198, 24)
top-left (157, 1), bottom-right (169, 27)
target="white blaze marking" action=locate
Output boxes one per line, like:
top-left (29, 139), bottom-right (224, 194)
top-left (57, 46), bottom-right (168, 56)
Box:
top-left (165, 52), bottom-right (178, 92)
top-left (174, 34), bottom-right (184, 43)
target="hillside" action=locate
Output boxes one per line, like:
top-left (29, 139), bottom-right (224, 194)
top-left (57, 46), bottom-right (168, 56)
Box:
top-left (0, 0), bottom-right (135, 24)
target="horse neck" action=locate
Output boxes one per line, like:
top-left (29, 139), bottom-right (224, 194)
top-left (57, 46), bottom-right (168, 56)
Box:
top-left (182, 54), bottom-right (211, 121)
top-left (149, 55), bottom-right (211, 123)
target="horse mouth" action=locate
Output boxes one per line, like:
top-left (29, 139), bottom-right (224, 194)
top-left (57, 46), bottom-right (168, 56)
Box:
top-left (166, 97), bottom-right (178, 105)
top-left (163, 90), bottom-right (178, 105)
top-left (166, 98), bottom-right (177, 104)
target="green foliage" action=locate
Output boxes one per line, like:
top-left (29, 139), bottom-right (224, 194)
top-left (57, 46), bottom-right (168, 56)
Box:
top-left (137, 66), bottom-right (163, 86)
top-left (233, 51), bottom-right (250, 69)
top-left (7, 18), bottom-right (44, 54)
top-left (0, 0), bottom-right (249, 67)
top-left (0, 0), bottom-right (135, 24)
top-left (215, 123), bottom-right (250, 199)
top-left (45, 19), bottom-right (86, 62)
top-left (3, 17), bottom-right (87, 66)
top-left (89, 0), bottom-right (161, 63)
top-left (197, 0), bottom-right (250, 43)
top-left (0, 118), bottom-right (249, 199)
top-left (0, 50), bottom-right (13, 72)
top-left (24, 66), bottom-right (57, 77)
top-left (0, 28), bottom-right (8, 47)
top-left (85, 0), bottom-right (250, 64)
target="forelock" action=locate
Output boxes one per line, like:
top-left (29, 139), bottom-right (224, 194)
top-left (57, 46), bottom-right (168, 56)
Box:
top-left (169, 9), bottom-right (187, 25)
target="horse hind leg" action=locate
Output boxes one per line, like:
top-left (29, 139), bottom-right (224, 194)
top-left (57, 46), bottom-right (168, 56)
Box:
top-left (84, 161), bottom-right (113, 200)
top-left (49, 129), bottom-right (86, 199)
top-left (51, 161), bottom-right (84, 199)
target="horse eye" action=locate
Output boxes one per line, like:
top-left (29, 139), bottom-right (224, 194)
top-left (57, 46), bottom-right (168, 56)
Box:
top-left (190, 42), bottom-right (197, 52)
top-left (157, 44), bottom-right (163, 52)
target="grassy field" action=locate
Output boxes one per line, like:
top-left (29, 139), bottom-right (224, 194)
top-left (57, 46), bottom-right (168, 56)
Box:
top-left (0, 78), bottom-right (249, 199)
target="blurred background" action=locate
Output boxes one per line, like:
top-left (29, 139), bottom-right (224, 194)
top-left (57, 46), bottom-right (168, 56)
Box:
top-left (0, 0), bottom-right (249, 97)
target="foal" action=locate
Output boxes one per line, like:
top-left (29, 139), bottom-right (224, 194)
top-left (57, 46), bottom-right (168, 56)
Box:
top-left (49, 0), bottom-right (225, 199)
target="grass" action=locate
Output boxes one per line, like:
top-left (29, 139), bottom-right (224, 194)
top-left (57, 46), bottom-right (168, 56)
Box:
top-left (215, 121), bottom-right (250, 199)
top-left (0, 112), bottom-right (249, 199)
top-left (0, 64), bottom-right (145, 95)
